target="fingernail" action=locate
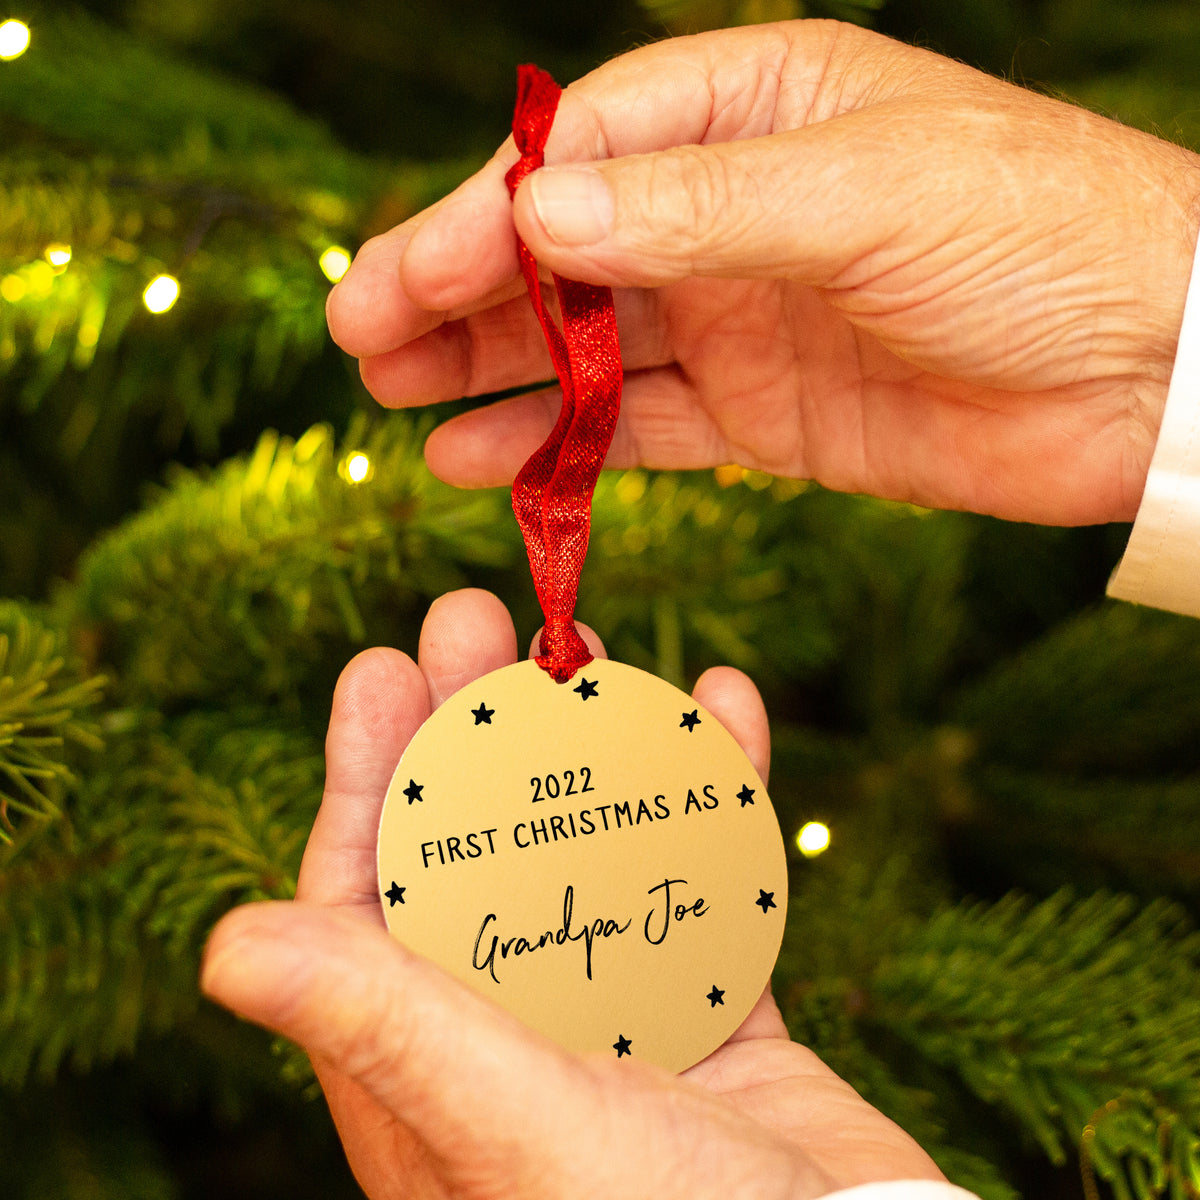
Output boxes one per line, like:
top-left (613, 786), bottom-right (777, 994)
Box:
top-left (528, 168), bottom-right (614, 246)
top-left (200, 904), bottom-right (293, 1002)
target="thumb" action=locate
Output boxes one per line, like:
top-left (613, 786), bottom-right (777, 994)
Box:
top-left (512, 93), bottom-right (1065, 292)
top-left (202, 901), bottom-right (598, 1190)
top-left (513, 112), bottom-right (907, 289)
top-left (202, 903), bottom-right (831, 1199)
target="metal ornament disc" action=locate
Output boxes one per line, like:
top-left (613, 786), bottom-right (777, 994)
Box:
top-left (377, 657), bottom-right (788, 1072)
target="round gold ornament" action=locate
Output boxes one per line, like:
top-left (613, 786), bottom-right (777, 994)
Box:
top-left (378, 656), bottom-right (788, 1072)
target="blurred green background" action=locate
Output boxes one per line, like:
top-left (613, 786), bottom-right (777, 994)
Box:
top-left (4, 1), bottom-right (1200, 1197)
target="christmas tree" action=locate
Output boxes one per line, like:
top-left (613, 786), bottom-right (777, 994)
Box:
top-left (4, 1), bottom-right (1200, 1196)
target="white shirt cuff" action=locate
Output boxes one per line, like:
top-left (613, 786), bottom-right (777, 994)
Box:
top-left (1108, 235), bottom-right (1200, 616)
top-left (820, 1181), bottom-right (981, 1200)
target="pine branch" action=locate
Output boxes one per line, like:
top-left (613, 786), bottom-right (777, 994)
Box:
top-left (779, 847), bottom-right (1200, 1199)
top-left (0, 7), bottom-right (380, 195)
top-left (0, 840), bottom-right (201, 1085)
top-left (0, 601), bottom-right (104, 849)
top-left (70, 414), bottom-right (519, 707)
top-left (872, 891), bottom-right (1200, 1200)
top-left (783, 994), bottom-right (1018, 1200)
top-left (778, 849), bottom-right (1018, 1199)
top-left (962, 767), bottom-right (1200, 897)
top-left (134, 714), bottom-right (325, 952)
top-left (0, 137), bottom-right (366, 440)
top-left (585, 475), bottom-right (975, 715)
top-left (953, 604), bottom-right (1200, 774)
top-left (635, 0), bottom-right (883, 36)
top-left (0, 7), bottom-right (468, 447)
top-left (0, 707), bottom-right (323, 1085)
top-left (584, 471), bottom-right (836, 684)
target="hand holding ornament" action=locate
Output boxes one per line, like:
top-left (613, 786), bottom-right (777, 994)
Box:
top-left (201, 589), bottom-right (945, 1200)
top-left (328, 19), bottom-right (1200, 526)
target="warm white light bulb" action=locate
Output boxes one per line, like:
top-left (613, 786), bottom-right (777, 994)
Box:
top-left (44, 243), bottom-right (71, 268)
top-left (796, 821), bottom-right (831, 858)
top-left (319, 246), bottom-right (351, 283)
top-left (345, 452), bottom-right (371, 483)
top-left (143, 273), bottom-right (180, 314)
top-left (0, 274), bottom-right (26, 303)
top-left (0, 19), bottom-right (30, 60)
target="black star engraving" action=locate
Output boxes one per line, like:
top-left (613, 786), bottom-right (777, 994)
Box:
top-left (755, 889), bottom-right (777, 914)
top-left (613, 1034), bottom-right (632, 1058)
top-left (680, 709), bottom-right (701, 731)
top-left (471, 702), bottom-right (494, 726)
top-left (385, 882), bottom-right (406, 906)
top-left (706, 985), bottom-right (726, 1008)
top-left (403, 779), bottom-right (424, 804)
top-left (574, 677), bottom-right (599, 701)
top-left (737, 784), bottom-right (756, 807)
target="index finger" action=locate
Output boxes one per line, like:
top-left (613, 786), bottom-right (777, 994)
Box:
top-left (296, 589), bottom-right (520, 913)
top-left (296, 646), bottom-right (430, 914)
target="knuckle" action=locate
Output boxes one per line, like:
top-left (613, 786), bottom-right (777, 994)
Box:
top-left (640, 145), bottom-right (758, 268)
top-left (655, 145), bottom-right (733, 235)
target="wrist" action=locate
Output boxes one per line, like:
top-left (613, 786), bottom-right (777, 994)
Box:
top-left (1131, 139), bottom-right (1200, 408)
top-left (1109, 135), bottom-right (1200, 516)
top-left (1108, 189), bottom-right (1200, 616)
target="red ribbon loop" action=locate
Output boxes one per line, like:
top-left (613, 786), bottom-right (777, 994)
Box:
top-left (505, 65), bottom-right (623, 683)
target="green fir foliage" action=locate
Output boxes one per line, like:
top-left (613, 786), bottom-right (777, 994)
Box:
top-left (5, 1), bottom-right (1200, 1197)
top-left (0, 3), bottom-right (452, 459)
top-left (637, 0), bottom-right (883, 35)
top-left (875, 893), bottom-right (1200, 1200)
top-left (0, 708), bottom-right (323, 1086)
top-left (70, 415), bottom-right (517, 706)
top-left (0, 602), bottom-right (104, 849)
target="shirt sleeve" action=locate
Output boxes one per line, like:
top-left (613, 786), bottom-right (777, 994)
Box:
top-left (1107, 238), bottom-right (1200, 617)
top-left (820, 1181), bottom-right (982, 1200)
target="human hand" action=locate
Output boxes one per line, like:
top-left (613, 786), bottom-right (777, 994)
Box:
top-left (201, 589), bottom-right (945, 1200)
top-left (327, 19), bottom-right (1200, 526)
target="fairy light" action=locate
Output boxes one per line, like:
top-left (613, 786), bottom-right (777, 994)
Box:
top-left (319, 246), bottom-right (351, 283)
top-left (796, 821), bottom-right (831, 858)
top-left (44, 243), bottom-right (71, 270)
top-left (339, 451), bottom-right (373, 484)
top-left (142, 273), bottom-right (180, 314)
top-left (0, 19), bottom-right (30, 60)
top-left (0, 274), bottom-right (26, 303)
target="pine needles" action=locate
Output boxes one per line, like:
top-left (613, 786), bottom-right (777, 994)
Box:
top-left (70, 416), bottom-right (517, 706)
top-left (0, 602), bottom-right (104, 849)
top-left (6, 4), bottom-right (1200, 1195)
top-left (0, 709), bottom-right (324, 1085)
top-left (9, 408), bottom-right (1200, 1200)
top-left (778, 868), bottom-right (1200, 1200)
top-left (876, 892), bottom-right (1200, 1200)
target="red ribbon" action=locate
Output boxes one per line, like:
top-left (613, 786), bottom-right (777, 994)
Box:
top-left (505, 65), bottom-right (623, 683)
